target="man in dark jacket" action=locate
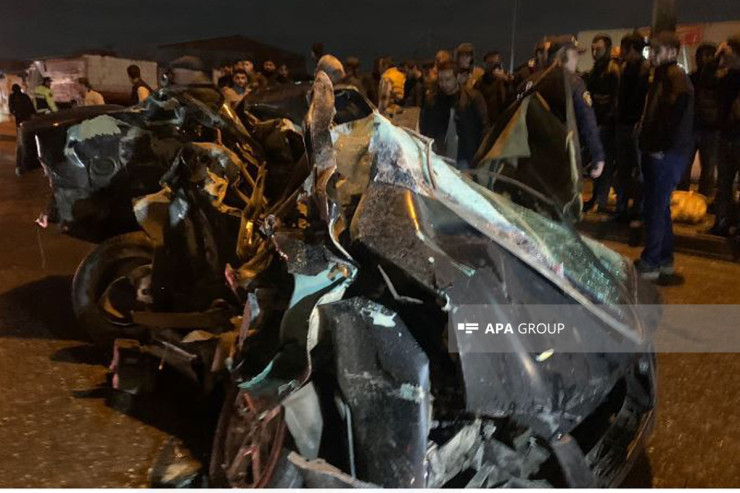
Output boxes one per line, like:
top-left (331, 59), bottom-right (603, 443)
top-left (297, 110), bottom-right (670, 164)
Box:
top-left (474, 51), bottom-right (514, 126)
top-left (584, 34), bottom-right (620, 211)
top-left (678, 43), bottom-right (719, 196)
top-left (707, 34), bottom-right (740, 237)
top-left (635, 31), bottom-right (694, 280)
top-left (8, 84), bottom-right (35, 128)
top-left (127, 64), bottom-right (152, 105)
top-left (614, 32), bottom-right (650, 221)
top-left (343, 56), bottom-right (366, 96)
top-left (420, 60), bottom-right (488, 169)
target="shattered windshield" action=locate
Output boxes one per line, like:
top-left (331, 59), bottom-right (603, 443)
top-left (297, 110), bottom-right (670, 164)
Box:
top-left (333, 112), bottom-right (638, 334)
top-left (464, 176), bottom-right (630, 307)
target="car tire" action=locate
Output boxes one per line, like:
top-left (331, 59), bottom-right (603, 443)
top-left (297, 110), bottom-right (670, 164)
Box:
top-left (72, 231), bottom-right (154, 346)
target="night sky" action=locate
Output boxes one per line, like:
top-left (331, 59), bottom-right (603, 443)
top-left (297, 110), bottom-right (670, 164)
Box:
top-left (2, 0), bottom-right (740, 69)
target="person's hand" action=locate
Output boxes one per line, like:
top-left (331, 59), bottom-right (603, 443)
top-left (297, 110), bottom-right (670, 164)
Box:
top-left (716, 42), bottom-right (730, 58)
top-left (35, 213), bottom-right (48, 228)
top-left (590, 161), bottom-right (605, 179)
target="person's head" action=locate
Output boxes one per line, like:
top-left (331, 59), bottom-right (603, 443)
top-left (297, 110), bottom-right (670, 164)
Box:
top-left (233, 61), bottom-right (245, 72)
top-left (435, 49), bottom-right (452, 68)
top-left (42, 77), bottom-right (52, 88)
top-left (311, 43), bottom-right (325, 61)
top-left (344, 56), bottom-right (361, 75)
top-left (592, 34), bottom-right (612, 63)
top-left (456, 43), bottom-right (475, 69)
top-left (548, 35), bottom-right (584, 72)
top-left (126, 64), bottom-right (141, 82)
top-left (316, 54), bottom-right (345, 84)
top-left (483, 51), bottom-right (502, 70)
top-left (232, 69), bottom-right (248, 88)
top-left (436, 60), bottom-right (459, 95)
top-left (491, 63), bottom-right (505, 77)
top-left (263, 60), bottom-right (276, 74)
top-left (620, 32), bottom-right (647, 63)
top-left (649, 31), bottom-right (681, 67)
top-left (535, 39), bottom-right (550, 68)
top-left (721, 34), bottom-right (740, 70)
top-left (695, 42), bottom-right (718, 68)
top-left (78, 77), bottom-right (92, 94)
top-left (278, 64), bottom-right (290, 78)
top-left (11, 83), bottom-right (21, 94)
top-left (402, 59), bottom-right (419, 77)
top-left (421, 59), bottom-right (436, 82)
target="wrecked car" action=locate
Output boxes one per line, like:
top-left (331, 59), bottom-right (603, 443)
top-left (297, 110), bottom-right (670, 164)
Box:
top-left (16, 104), bottom-right (124, 175)
top-left (37, 71), bottom-right (657, 488)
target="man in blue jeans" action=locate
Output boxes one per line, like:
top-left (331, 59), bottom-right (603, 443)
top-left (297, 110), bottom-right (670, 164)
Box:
top-left (636, 31), bottom-right (694, 280)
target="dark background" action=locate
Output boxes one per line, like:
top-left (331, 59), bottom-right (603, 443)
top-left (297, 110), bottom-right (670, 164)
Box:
top-left (2, 0), bottom-right (740, 70)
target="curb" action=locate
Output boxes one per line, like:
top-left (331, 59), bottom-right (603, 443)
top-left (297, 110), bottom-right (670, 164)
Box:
top-left (578, 215), bottom-right (737, 262)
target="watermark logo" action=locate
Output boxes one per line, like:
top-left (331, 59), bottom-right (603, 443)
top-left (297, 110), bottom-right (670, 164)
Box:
top-left (457, 322), bottom-right (479, 334)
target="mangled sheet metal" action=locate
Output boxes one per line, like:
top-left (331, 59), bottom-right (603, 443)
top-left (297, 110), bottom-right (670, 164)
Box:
top-left (217, 74), bottom-right (654, 487)
top-left (49, 73), bottom-right (655, 487)
top-left (37, 86), bottom-right (257, 241)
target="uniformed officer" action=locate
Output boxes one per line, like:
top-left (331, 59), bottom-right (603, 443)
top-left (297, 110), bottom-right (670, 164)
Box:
top-left (524, 35), bottom-right (605, 180)
top-left (554, 35), bottom-right (605, 179)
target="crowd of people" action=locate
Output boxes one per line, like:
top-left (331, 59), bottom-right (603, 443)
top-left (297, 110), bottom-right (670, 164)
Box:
top-left (7, 30), bottom-right (740, 281)
top-left (204, 31), bottom-right (740, 280)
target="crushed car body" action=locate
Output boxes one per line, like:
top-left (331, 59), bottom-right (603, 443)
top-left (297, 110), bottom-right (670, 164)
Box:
top-left (35, 70), bottom-right (658, 488)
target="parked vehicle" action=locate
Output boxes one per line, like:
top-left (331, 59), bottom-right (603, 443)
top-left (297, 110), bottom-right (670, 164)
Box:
top-left (35, 73), bottom-right (658, 488)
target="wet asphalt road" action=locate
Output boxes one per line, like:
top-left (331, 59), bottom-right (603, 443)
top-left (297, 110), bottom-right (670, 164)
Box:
top-left (1, 134), bottom-right (740, 487)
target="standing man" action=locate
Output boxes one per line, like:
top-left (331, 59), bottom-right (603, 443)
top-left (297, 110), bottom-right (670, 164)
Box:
top-left (635, 31), bottom-right (694, 279)
top-left (474, 52), bottom-right (513, 126)
top-left (78, 78), bottom-right (105, 106)
top-left (679, 43), bottom-right (720, 196)
top-left (343, 56), bottom-right (367, 96)
top-left (584, 34), bottom-right (620, 212)
top-left (33, 77), bottom-right (57, 113)
top-left (127, 65), bottom-right (152, 105)
top-left (378, 59), bottom-right (406, 116)
top-left (529, 36), bottom-right (605, 180)
top-left (455, 43), bottom-right (485, 90)
top-left (262, 60), bottom-right (278, 86)
top-left (311, 43), bottom-right (325, 67)
top-left (222, 68), bottom-right (249, 108)
top-left (614, 32), bottom-right (650, 221)
top-left (8, 84), bottom-right (35, 127)
top-left (420, 60), bottom-right (488, 169)
top-left (402, 60), bottom-right (424, 107)
top-left (707, 34), bottom-right (740, 237)
top-left (276, 64), bottom-right (293, 85)
top-left (216, 64), bottom-right (233, 89)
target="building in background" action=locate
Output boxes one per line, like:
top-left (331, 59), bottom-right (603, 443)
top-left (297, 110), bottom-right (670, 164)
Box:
top-left (25, 54), bottom-right (158, 106)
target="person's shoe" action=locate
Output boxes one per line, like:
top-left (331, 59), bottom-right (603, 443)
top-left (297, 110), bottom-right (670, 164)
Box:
top-left (659, 263), bottom-right (675, 276)
top-left (634, 259), bottom-right (660, 281)
top-left (14, 167), bottom-right (22, 177)
top-left (704, 220), bottom-right (730, 237)
top-left (608, 210), bottom-right (631, 223)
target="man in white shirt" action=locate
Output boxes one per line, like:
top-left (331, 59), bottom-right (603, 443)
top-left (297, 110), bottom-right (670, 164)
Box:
top-left (222, 69), bottom-right (249, 108)
top-left (78, 78), bottom-right (105, 106)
